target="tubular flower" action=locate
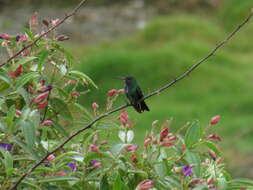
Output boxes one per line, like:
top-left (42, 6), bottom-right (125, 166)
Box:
top-left (47, 154), bottom-right (55, 161)
top-left (182, 165), bottom-right (192, 177)
top-left (67, 162), bottom-right (77, 172)
top-left (108, 89), bottom-right (118, 97)
top-left (33, 92), bottom-right (49, 104)
top-left (41, 120), bottom-right (53, 126)
top-left (210, 115), bottom-right (220, 125)
top-left (160, 128), bottom-right (169, 141)
top-left (0, 143), bottom-right (12, 151)
top-left (125, 144), bottom-right (138, 152)
top-left (37, 101), bottom-right (48, 109)
top-left (137, 179), bottom-right (154, 190)
top-left (89, 144), bottom-right (100, 153)
top-left (117, 110), bottom-right (133, 127)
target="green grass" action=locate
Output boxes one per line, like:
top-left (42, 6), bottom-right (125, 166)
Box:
top-left (66, 12), bottom-right (253, 177)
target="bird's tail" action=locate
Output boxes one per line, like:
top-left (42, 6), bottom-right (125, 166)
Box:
top-left (133, 100), bottom-right (150, 113)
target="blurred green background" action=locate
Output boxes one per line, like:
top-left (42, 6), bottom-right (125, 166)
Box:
top-left (2, 0), bottom-right (253, 178)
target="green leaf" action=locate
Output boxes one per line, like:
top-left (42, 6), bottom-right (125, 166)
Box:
top-left (0, 74), bottom-right (11, 84)
top-left (69, 70), bottom-right (98, 89)
top-left (38, 176), bottom-right (79, 183)
top-left (16, 88), bottom-right (31, 104)
top-left (0, 120), bottom-right (7, 132)
top-left (20, 120), bottom-right (36, 149)
top-left (185, 150), bottom-right (202, 177)
top-left (50, 98), bottom-right (73, 120)
top-left (38, 50), bottom-right (50, 72)
top-left (217, 177), bottom-right (227, 190)
top-left (228, 178), bottom-right (253, 186)
top-left (22, 179), bottom-right (40, 189)
top-left (113, 174), bottom-right (129, 190)
top-left (54, 151), bottom-right (81, 163)
top-left (0, 81), bottom-right (10, 92)
top-left (16, 56), bottom-right (37, 66)
top-left (84, 152), bottom-right (114, 163)
top-left (4, 150), bottom-right (14, 177)
top-left (203, 141), bottom-right (222, 156)
top-left (5, 105), bottom-right (15, 133)
top-left (24, 28), bottom-right (36, 40)
top-left (185, 121), bottom-right (201, 148)
top-left (15, 72), bottom-right (39, 89)
top-left (100, 175), bottom-right (110, 190)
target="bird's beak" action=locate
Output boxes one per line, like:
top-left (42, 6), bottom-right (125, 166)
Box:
top-left (114, 76), bottom-right (126, 80)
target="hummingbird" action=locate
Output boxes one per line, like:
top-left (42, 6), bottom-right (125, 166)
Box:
top-left (118, 76), bottom-right (149, 113)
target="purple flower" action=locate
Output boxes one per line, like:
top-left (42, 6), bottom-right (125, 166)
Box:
top-left (91, 159), bottom-right (97, 164)
top-left (0, 143), bottom-right (12, 151)
top-left (67, 162), bottom-right (77, 172)
top-left (182, 165), bottom-right (192, 177)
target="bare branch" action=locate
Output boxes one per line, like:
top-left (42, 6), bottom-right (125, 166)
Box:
top-left (9, 9), bottom-right (253, 190)
top-left (0, 0), bottom-right (87, 68)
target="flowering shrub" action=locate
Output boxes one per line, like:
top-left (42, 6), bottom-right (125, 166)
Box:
top-left (0, 13), bottom-right (253, 190)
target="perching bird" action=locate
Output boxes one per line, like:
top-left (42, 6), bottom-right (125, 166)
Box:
top-left (118, 76), bottom-right (149, 113)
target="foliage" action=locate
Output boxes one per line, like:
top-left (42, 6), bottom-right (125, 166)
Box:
top-left (0, 12), bottom-right (253, 190)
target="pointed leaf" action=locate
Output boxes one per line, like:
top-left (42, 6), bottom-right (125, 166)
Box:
top-left (50, 98), bottom-right (73, 120)
top-left (20, 120), bottom-right (36, 149)
top-left (15, 72), bottom-right (39, 89)
top-left (16, 56), bottom-right (37, 66)
top-left (185, 121), bottom-right (201, 148)
top-left (69, 70), bottom-right (98, 89)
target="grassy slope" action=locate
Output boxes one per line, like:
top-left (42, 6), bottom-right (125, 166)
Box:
top-left (66, 4), bottom-right (253, 177)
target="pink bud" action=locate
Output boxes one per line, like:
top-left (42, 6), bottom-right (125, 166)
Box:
top-left (47, 154), bottom-right (55, 161)
top-left (71, 91), bottom-right (80, 97)
top-left (56, 35), bottom-right (70, 41)
top-left (15, 110), bottom-right (22, 116)
top-left (37, 101), bottom-right (48, 109)
top-left (125, 144), bottom-right (138, 152)
top-left (160, 128), bottom-right (169, 141)
top-left (8, 64), bottom-right (22, 78)
top-left (108, 89), bottom-right (118, 97)
top-left (208, 150), bottom-right (217, 160)
top-left (207, 134), bottom-right (221, 141)
top-left (89, 144), bottom-right (100, 153)
top-left (56, 171), bottom-right (66, 176)
top-left (92, 102), bottom-right (99, 110)
top-left (16, 34), bottom-right (28, 43)
top-left (207, 177), bottom-right (214, 185)
top-left (39, 80), bottom-right (46, 86)
top-left (92, 162), bottom-right (102, 169)
top-left (181, 145), bottom-right (186, 151)
top-left (210, 115), bottom-right (220, 125)
top-left (0, 34), bottom-right (12, 40)
top-left (51, 19), bottom-right (61, 26)
top-left (33, 92), bottom-right (49, 104)
top-left (163, 135), bottom-right (177, 142)
top-left (137, 179), bottom-right (154, 190)
top-left (42, 120), bottom-right (53, 126)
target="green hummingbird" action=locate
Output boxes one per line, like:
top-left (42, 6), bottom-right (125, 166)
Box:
top-left (118, 76), bottom-right (149, 113)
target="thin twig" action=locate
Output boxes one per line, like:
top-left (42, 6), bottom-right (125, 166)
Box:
top-left (9, 9), bottom-right (253, 190)
top-left (0, 0), bottom-right (87, 68)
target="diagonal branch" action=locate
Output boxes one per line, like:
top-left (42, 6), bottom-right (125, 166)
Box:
top-left (0, 0), bottom-right (87, 68)
top-left (9, 9), bottom-right (253, 190)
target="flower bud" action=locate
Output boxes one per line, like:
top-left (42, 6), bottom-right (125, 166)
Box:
top-left (137, 179), bottom-right (154, 190)
top-left (41, 120), bottom-right (53, 126)
top-left (207, 177), bottom-right (214, 185)
top-left (210, 115), bottom-right (220, 125)
top-left (161, 142), bottom-right (175, 147)
top-left (33, 92), bottom-right (48, 104)
top-left (207, 134), bottom-right (221, 141)
top-left (71, 91), bottom-right (80, 97)
top-left (117, 89), bottom-right (125, 93)
top-left (125, 144), bottom-right (138, 152)
top-left (108, 89), bottom-right (118, 97)
top-left (89, 144), bottom-right (100, 153)
top-left (38, 85), bottom-right (53, 93)
top-left (56, 35), bottom-right (70, 41)
top-left (144, 136), bottom-right (152, 148)
top-left (130, 154), bottom-right (138, 163)
top-left (0, 34), bottom-right (12, 40)
top-left (47, 154), bottom-right (55, 161)
top-left (15, 110), bottom-right (22, 116)
top-left (160, 128), bottom-right (169, 141)
top-left (42, 19), bottom-right (49, 27)
top-left (56, 171), bottom-right (66, 176)
top-left (37, 101), bottom-right (48, 109)
top-left (51, 19), bottom-right (61, 26)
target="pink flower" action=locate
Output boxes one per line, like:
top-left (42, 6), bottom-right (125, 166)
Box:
top-left (8, 64), bottom-right (22, 78)
top-left (89, 144), bottom-right (100, 153)
top-left (42, 120), bottom-right (53, 126)
top-left (162, 135), bottom-right (177, 142)
top-left (56, 171), bottom-right (66, 176)
top-left (71, 91), bottom-right (80, 97)
top-left (125, 144), bottom-right (138, 152)
top-left (137, 179), bottom-right (154, 190)
top-left (0, 34), bottom-right (12, 40)
top-left (160, 128), bottom-right (169, 141)
top-left (210, 115), bottom-right (220, 125)
top-left (33, 93), bottom-right (49, 104)
top-left (47, 154), bottom-right (55, 161)
top-left (117, 110), bottom-right (133, 127)
top-left (37, 102), bottom-right (48, 109)
top-left (92, 102), bottom-right (99, 110)
top-left (108, 89), bottom-right (118, 97)
top-left (15, 110), bottom-right (22, 116)
top-left (16, 34), bottom-right (28, 43)
top-left (90, 160), bottom-right (102, 169)
top-left (51, 19), bottom-right (61, 26)
top-left (207, 134), bottom-right (221, 141)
